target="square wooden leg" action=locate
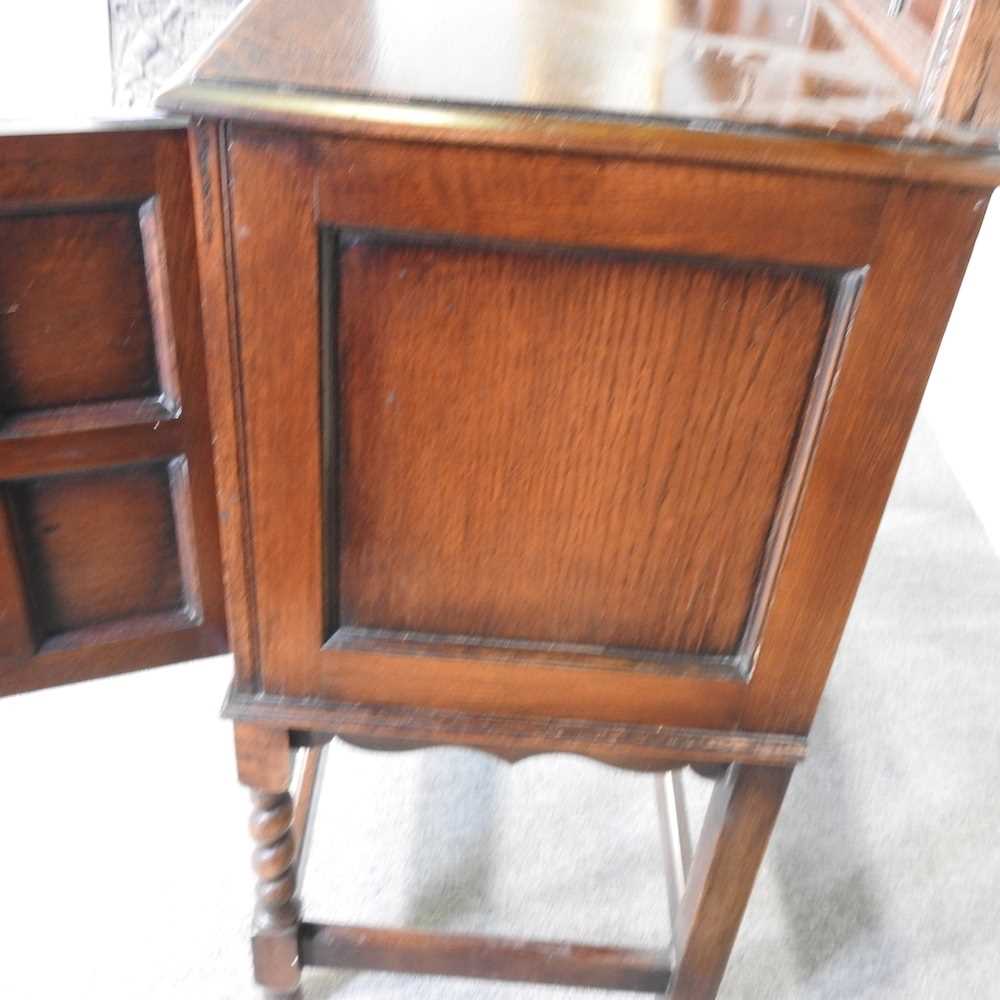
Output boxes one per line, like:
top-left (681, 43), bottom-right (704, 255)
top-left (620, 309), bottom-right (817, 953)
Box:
top-left (668, 764), bottom-right (792, 999)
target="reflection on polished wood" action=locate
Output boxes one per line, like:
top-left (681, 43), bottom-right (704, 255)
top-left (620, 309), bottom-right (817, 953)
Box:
top-left (166, 0), bottom-right (997, 151)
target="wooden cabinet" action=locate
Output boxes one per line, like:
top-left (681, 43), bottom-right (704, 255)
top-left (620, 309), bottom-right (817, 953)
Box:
top-left (3, 1), bottom-right (1000, 997)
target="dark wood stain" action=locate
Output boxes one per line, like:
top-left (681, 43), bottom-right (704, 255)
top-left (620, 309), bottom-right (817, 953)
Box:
top-left (0, 125), bottom-right (226, 697)
top-left (8, 463), bottom-right (184, 636)
top-left (0, 208), bottom-right (160, 417)
top-left (299, 922), bottom-right (673, 993)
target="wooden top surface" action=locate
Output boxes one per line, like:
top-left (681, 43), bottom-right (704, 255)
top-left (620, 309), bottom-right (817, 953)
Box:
top-left (159, 0), bottom-right (1000, 185)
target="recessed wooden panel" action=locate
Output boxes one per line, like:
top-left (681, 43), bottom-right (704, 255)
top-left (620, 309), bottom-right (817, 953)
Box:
top-left (0, 208), bottom-right (161, 417)
top-left (0, 125), bottom-right (226, 698)
top-left (333, 234), bottom-right (836, 658)
top-left (7, 462), bottom-right (186, 638)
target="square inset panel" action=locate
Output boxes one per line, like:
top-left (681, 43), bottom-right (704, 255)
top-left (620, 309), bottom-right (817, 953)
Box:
top-left (0, 207), bottom-right (164, 417)
top-left (8, 462), bottom-right (186, 638)
top-left (331, 234), bottom-right (842, 659)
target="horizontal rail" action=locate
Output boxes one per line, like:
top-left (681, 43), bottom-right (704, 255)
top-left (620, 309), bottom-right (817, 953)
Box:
top-left (299, 922), bottom-right (673, 993)
top-left (224, 686), bottom-right (809, 771)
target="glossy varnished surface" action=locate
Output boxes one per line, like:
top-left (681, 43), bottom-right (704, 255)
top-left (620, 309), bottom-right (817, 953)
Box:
top-left (170, 0), bottom-right (999, 156)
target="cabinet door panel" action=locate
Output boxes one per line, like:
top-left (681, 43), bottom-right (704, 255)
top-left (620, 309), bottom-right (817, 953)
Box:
top-left (0, 125), bottom-right (226, 696)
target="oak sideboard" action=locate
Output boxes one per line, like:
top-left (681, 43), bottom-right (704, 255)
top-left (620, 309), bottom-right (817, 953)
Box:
top-left (3, 1), bottom-right (1000, 997)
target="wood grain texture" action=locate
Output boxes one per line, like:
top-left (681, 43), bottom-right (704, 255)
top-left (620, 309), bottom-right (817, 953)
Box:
top-left (225, 128), bottom-right (323, 699)
top-left (299, 922), bottom-right (673, 993)
top-left (223, 126), bottom-right (885, 728)
top-left (0, 613), bottom-right (222, 696)
top-left (0, 130), bottom-right (158, 205)
top-left (186, 121), bottom-right (258, 684)
top-left (336, 234), bottom-right (833, 657)
top-left (228, 127), bottom-right (747, 724)
top-left (0, 398), bottom-right (175, 441)
top-left (0, 209), bottom-right (160, 417)
top-left (742, 183), bottom-right (989, 734)
top-left (234, 721), bottom-right (291, 792)
top-left (220, 117), bottom-right (991, 741)
top-left (325, 627), bottom-right (741, 680)
top-left (150, 125), bottom-right (226, 653)
top-left (938, 1), bottom-right (1000, 127)
top-left (310, 132), bottom-right (887, 270)
top-left (7, 463), bottom-right (184, 636)
top-left (0, 418), bottom-right (183, 477)
top-left (302, 652), bottom-right (745, 730)
top-left (223, 687), bottom-right (808, 771)
top-left (669, 764), bottom-right (791, 999)
top-left (215, 38), bottom-right (991, 731)
top-left (0, 125), bottom-right (226, 697)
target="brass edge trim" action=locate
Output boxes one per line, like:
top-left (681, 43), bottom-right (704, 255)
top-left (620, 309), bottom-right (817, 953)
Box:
top-left (158, 81), bottom-right (1000, 187)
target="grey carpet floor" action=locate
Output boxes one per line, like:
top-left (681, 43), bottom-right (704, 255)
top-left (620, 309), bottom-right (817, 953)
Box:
top-left (1, 417), bottom-right (998, 999)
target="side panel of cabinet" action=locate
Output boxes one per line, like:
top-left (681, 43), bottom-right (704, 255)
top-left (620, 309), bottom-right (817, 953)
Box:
top-left (0, 126), bottom-right (227, 696)
top-left (219, 124), bottom-right (919, 730)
